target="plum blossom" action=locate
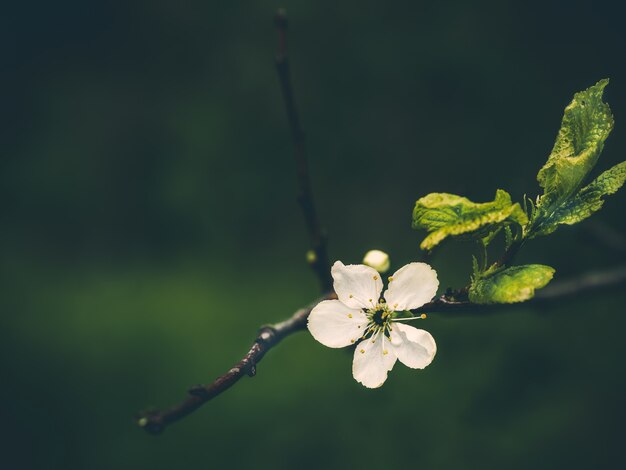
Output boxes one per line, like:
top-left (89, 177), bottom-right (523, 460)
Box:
top-left (307, 260), bottom-right (439, 388)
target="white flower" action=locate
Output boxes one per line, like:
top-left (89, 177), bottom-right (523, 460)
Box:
top-left (307, 260), bottom-right (439, 388)
top-left (362, 249), bottom-right (390, 273)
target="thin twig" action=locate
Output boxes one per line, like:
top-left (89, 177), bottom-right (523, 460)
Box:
top-left (533, 265), bottom-right (626, 301)
top-left (493, 238), bottom-right (524, 269)
top-left (274, 9), bottom-right (332, 292)
top-left (137, 293), bottom-right (335, 434)
top-left (137, 265), bottom-right (626, 433)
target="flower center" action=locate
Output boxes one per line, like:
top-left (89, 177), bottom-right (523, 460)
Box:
top-left (371, 309), bottom-right (386, 326)
top-left (364, 303), bottom-right (394, 338)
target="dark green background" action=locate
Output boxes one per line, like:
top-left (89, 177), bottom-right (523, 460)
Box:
top-left (2, 1), bottom-right (626, 469)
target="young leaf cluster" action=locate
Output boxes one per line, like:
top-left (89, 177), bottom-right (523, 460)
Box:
top-left (528, 79), bottom-right (624, 237)
top-left (412, 190), bottom-right (527, 251)
top-left (468, 264), bottom-right (555, 304)
top-left (412, 80), bottom-right (626, 305)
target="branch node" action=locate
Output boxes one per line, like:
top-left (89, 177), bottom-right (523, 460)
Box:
top-left (247, 365), bottom-right (257, 377)
top-left (274, 8), bottom-right (288, 30)
top-left (256, 327), bottom-right (276, 345)
top-left (136, 413), bottom-right (164, 435)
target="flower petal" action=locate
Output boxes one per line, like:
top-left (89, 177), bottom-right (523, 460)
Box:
top-left (307, 300), bottom-right (368, 348)
top-left (332, 261), bottom-right (383, 309)
top-left (384, 262), bottom-right (439, 310)
top-left (389, 323), bottom-right (436, 369)
top-left (352, 332), bottom-right (397, 388)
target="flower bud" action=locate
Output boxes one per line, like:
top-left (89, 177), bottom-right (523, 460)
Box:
top-left (363, 249), bottom-right (390, 273)
top-left (306, 250), bottom-right (317, 264)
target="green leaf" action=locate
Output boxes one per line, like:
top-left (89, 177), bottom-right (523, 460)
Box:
top-left (412, 190), bottom-right (528, 251)
top-left (533, 160), bottom-right (626, 236)
top-left (469, 264), bottom-right (555, 304)
top-left (536, 79), bottom-right (614, 209)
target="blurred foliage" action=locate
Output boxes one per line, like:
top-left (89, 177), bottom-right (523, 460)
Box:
top-left (2, 1), bottom-right (626, 469)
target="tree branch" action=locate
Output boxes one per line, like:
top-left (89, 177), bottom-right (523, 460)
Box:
top-left (493, 238), bottom-right (524, 268)
top-left (532, 264), bottom-right (626, 302)
top-left (274, 9), bottom-right (332, 292)
top-left (137, 265), bottom-right (626, 434)
top-left (410, 265), bottom-right (626, 315)
top-left (135, 8), bottom-right (626, 437)
top-left (137, 293), bottom-right (335, 434)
